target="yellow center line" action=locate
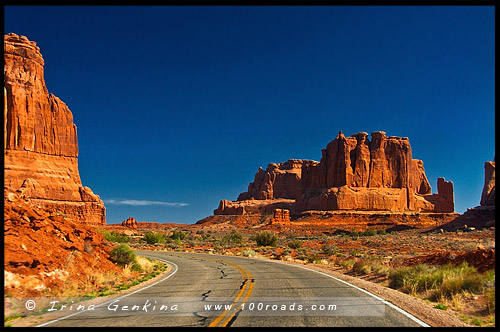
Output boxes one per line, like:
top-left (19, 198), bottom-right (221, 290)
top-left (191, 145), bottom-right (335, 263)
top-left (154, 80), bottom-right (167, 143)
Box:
top-left (184, 254), bottom-right (254, 327)
top-left (220, 267), bottom-right (254, 327)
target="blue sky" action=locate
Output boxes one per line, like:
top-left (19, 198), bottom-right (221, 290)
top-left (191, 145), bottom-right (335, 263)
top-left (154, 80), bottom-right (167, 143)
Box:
top-left (4, 5), bottom-right (495, 224)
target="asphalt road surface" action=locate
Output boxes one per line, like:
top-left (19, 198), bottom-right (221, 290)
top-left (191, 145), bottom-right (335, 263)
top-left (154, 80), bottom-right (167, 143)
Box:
top-left (36, 251), bottom-right (428, 327)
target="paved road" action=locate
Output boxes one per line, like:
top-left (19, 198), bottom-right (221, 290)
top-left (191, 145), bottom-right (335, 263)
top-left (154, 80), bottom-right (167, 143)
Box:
top-left (37, 251), bottom-right (427, 327)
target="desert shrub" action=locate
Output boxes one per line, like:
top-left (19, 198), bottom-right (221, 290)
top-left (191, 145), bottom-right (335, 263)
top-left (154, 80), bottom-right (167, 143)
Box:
top-left (221, 232), bottom-right (244, 246)
top-left (110, 244), bottom-right (141, 271)
top-left (486, 287), bottom-right (495, 315)
top-left (240, 249), bottom-right (256, 257)
top-left (101, 231), bottom-right (130, 243)
top-left (170, 231), bottom-right (186, 241)
top-left (252, 231), bottom-right (277, 247)
top-left (321, 244), bottom-right (337, 255)
top-left (341, 258), bottom-right (356, 269)
top-left (143, 231), bottom-right (167, 245)
top-left (307, 254), bottom-right (321, 264)
top-left (352, 260), bottom-right (373, 275)
top-left (389, 262), bottom-right (487, 299)
top-left (287, 240), bottom-right (302, 249)
top-left (377, 229), bottom-right (388, 235)
top-left (362, 229), bottom-right (377, 236)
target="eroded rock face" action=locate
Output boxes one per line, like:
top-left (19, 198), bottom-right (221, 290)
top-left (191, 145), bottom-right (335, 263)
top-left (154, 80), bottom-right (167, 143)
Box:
top-left (214, 198), bottom-right (295, 215)
top-left (122, 217), bottom-right (138, 229)
top-left (237, 159), bottom-right (319, 200)
top-left (215, 131), bottom-right (454, 215)
top-left (480, 158), bottom-right (495, 207)
top-left (4, 33), bottom-right (105, 226)
top-left (270, 209), bottom-right (290, 224)
top-left (297, 131), bottom-right (453, 213)
top-left (215, 159), bottom-right (316, 215)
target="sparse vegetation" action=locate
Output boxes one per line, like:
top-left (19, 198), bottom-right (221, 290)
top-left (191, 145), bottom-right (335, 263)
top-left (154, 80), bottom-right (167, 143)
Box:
top-left (321, 244), bottom-right (337, 255)
top-left (252, 231), bottom-right (278, 247)
top-left (143, 231), bottom-right (167, 245)
top-left (287, 240), bottom-right (302, 249)
top-left (109, 244), bottom-right (141, 271)
top-left (100, 230), bottom-right (130, 243)
top-left (388, 262), bottom-right (493, 302)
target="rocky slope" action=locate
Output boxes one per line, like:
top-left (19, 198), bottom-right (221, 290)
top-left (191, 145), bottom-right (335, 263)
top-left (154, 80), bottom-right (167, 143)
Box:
top-left (4, 188), bottom-right (119, 297)
top-left (4, 33), bottom-right (105, 227)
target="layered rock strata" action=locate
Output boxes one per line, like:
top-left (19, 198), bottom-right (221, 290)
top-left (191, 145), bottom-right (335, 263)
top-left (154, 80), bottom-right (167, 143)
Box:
top-left (215, 131), bottom-right (454, 216)
top-left (297, 131), bottom-right (454, 213)
top-left (270, 209), bottom-right (290, 224)
top-left (4, 33), bottom-right (105, 226)
top-left (237, 159), bottom-right (319, 200)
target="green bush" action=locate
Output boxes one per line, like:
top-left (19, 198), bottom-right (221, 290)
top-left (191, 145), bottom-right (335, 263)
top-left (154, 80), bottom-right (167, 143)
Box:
top-left (321, 244), bottom-right (337, 255)
top-left (170, 231), bottom-right (186, 241)
top-left (362, 229), bottom-right (377, 236)
top-left (253, 231), bottom-right (277, 247)
top-left (143, 231), bottom-right (167, 245)
top-left (287, 240), bottom-right (302, 249)
top-left (100, 230), bottom-right (130, 243)
top-left (221, 232), bottom-right (244, 245)
top-left (110, 244), bottom-right (141, 271)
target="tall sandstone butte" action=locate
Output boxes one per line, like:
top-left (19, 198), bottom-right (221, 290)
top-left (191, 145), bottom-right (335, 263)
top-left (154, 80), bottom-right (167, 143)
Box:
top-left (215, 131), bottom-right (454, 215)
top-left (480, 157), bottom-right (495, 207)
top-left (4, 33), bottom-right (106, 226)
top-left (297, 131), bottom-right (454, 213)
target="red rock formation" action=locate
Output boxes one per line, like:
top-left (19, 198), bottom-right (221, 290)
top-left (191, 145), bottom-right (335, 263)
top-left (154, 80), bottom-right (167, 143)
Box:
top-left (269, 209), bottom-right (290, 224)
top-left (237, 159), bottom-right (319, 200)
top-left (215, 131), bottom-right (454, 215)
top-left (4, 33), bottom-right (105, 226)
top-left (480, 158), bottom-right (495, 206)
top-left (214, 198), bottom-right (295, 215)
top-left (121, 217), bottom-right (138, 229)
top-left (297, 131), bottom-right (453, 213)
top-left (215, 159), bottom-right (316, 215)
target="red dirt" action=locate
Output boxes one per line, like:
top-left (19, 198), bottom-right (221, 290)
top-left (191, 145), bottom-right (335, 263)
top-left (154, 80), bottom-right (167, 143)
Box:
top-left (4, 188), bottom-right (121, 297)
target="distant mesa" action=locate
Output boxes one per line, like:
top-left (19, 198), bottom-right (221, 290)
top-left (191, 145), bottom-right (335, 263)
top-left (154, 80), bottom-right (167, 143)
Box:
top-left (214, 131), bottom-right (454, 216)
top-left (4, 33), bottom-right (105, 226)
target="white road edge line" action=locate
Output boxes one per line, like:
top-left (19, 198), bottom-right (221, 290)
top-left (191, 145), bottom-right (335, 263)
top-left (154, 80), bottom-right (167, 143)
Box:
top-left (35, 257), bottom-right (178, 327)
top-left (270, 259), bottom-right (430, 327)
top-left (173, 251), bottom-right (430, 328)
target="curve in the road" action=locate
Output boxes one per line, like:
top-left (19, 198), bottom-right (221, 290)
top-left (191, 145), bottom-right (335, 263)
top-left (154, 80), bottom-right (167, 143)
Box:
top-left (35, 257), bottom-right (179, 327)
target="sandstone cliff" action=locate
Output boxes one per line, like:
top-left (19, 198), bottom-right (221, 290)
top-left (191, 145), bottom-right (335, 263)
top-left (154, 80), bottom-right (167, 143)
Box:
top-left (297, 131), bottom-right (454, 213)
top-left (215, 131), bottom-right (454, 216)
top-left (214, 159), bottom-right (315, 215)
top-left (237, 159), bottom-right (319, 200)
top-left (480, 157), bottom-right (495, 206)
top-left (4, 33), bottom-right (105, 226)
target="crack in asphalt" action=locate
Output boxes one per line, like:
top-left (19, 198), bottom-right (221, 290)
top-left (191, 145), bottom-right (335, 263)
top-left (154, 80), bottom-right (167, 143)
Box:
top-left (201, 290), bottom-right (211, 300)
